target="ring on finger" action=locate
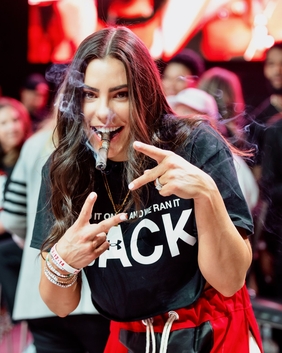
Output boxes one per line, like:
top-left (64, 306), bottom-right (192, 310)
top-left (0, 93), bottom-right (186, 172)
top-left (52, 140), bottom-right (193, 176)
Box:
top-left (155, 177), bottom-right (163, 191)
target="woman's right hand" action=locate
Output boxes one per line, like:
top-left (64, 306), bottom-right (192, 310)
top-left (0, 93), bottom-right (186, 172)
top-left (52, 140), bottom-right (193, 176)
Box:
top-left (55, 191), bottom-right (127, 270)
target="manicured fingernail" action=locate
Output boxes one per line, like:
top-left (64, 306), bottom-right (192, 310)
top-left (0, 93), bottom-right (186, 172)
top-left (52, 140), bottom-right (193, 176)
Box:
top-left (89, 192), bottom-right (96, 199)
top-left (134, 141), bottom-right (141, 148)
top-left (120, 214), bottom-right (127, 221)
top-left (128, 182), bottom-right (134, 190)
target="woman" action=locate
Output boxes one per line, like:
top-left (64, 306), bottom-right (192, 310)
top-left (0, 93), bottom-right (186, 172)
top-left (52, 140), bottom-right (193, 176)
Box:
top-left (0, 111), bottom-right (111, 353)
top-left (0, 97), bottom-right (32, 316)
top-left (0, 96), bottom-right (32, 234)
top-left (197, 66), bottom-right (248, 150)
top-left (31, 26), bottom-right (262, 352)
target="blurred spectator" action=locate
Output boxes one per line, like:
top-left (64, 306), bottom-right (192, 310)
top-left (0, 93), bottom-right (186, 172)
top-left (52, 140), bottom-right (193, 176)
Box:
top-left (167, 86), bottom-right (259, 213)
top-left (167, 87), bottom-right (218, 126)
top-left (0, 109), bottom-right (110, 353)
top-left (161, 48), bottom-right (205, 97)
top-left (196, 66), bottom-right (259, 210)
top-left (20, 73), bottom-right (50, 132)
top-left (250, 114), bottom-right (282, 351)
top-left (0, 97), bottom-right (32, 316)
top-left (254, 114), bottom-right (282, 298)
top-left (0, 97), bottom-right (32, 217)
top-left (247, 42), bottom-right (282, 180)
top-left (197, 67), bottom-right (247, 147)
top-left (232, 154), bottom-right (259, 214)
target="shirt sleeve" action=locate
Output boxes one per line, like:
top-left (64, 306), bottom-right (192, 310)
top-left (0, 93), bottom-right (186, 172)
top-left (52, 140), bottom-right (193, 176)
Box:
top-left (187, 123), bottom-right (254, 234)
top-left (30, 159), bottom-right (54, 249)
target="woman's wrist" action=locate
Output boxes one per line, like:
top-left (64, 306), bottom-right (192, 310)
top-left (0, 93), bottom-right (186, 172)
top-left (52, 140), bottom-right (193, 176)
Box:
top-left (50, 243), bottom-right (82, 275)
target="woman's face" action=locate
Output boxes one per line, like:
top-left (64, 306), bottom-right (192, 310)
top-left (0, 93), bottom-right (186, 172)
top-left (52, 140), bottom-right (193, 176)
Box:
top-left (161, 63), bottom-right (192, 96)
top-left (0, 106), bottom-right (26, 152)
top-left (83, 56), bottom-right (130, 162)
top-left (264, 47), bottom-right (282, 90)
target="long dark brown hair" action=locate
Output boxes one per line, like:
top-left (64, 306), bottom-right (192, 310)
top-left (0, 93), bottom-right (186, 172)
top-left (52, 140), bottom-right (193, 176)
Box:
top-left (44, 26), bottom-right (205, 250)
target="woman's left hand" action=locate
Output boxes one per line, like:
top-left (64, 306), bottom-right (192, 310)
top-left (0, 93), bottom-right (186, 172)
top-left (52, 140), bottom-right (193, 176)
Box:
top-left (128, 141), bottom-right (215, 200)
top-left (129, 141), bottom-right (252, 296)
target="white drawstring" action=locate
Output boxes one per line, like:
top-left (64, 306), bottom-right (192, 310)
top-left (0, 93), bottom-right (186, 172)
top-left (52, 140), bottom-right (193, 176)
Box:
top-left (142, 318), bottom-right (156, 353)
top-left (159, 311), bottom-right (179, 353)
top-left (142, 311), bottom-right (179, 353)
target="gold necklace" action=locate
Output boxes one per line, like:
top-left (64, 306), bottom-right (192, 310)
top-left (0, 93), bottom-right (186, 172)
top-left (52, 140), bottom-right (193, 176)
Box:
top-left (102, 173), bottom-right (130, 215)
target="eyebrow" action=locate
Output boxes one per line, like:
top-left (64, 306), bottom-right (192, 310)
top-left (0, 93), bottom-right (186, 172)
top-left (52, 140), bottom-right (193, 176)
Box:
top-left (83, 84), bottom-right (128, 92)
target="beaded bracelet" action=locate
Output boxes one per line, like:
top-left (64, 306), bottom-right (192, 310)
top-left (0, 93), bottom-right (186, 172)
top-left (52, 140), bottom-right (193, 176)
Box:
top-left (50, 243), bottom-right (82, 275)
top-left (46, 253), bottom-right (74, 279)
top-left (44, 266), bottom-right (78, 288)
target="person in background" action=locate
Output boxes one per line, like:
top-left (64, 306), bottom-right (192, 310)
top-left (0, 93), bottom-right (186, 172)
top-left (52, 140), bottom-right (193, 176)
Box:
top-left (0, 108), bottom-right (110, 353)
top-left (161, 48), bottom-right (205, 97)
top-left (197, 66), bottom-right (248, 151)
top-left (0, 97), bottom-right (32, 233)
top-left (0, 97), bottom-right (32, 316)
top-left (167, 87), bottom-right (219, 126)
top-left (30, 26), bottom-right (262, 352)
top-left (251, 114), bottom-right (282, 351)
top-left (258, 114), bottom-right (282, 296)
top-left (19, 73), bottom-right (50, 132)
top-left (168, 87), bottom-right (259, 213)
top-left (247, 42), bottom-right (282, 180)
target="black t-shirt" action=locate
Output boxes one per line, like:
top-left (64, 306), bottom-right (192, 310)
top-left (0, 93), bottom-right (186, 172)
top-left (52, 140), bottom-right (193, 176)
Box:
top-left (31, 123), bottom-right (253, 322)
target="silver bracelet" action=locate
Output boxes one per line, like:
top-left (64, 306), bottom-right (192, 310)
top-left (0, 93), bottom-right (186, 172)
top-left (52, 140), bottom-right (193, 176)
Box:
top-left (44, 266), bottom-right (78, 288)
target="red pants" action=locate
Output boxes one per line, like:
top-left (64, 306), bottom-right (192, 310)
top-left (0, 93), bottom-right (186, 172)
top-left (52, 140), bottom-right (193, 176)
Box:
top-left (104, 284), bottom-right (263, 352)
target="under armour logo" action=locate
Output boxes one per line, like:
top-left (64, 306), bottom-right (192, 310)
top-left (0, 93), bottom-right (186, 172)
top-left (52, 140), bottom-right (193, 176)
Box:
top-left (109, 240), bottom-right (122, 250)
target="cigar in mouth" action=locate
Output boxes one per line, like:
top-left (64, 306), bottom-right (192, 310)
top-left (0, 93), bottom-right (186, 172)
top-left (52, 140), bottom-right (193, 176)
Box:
top-left (95, 132), bottom-right (110, 170)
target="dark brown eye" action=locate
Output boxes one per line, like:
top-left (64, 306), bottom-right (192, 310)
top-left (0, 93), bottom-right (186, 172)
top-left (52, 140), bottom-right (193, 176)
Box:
top-left (83, 91), bottom-right (95, 99)
top-left (116, 91), bottom-right (128, 99)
